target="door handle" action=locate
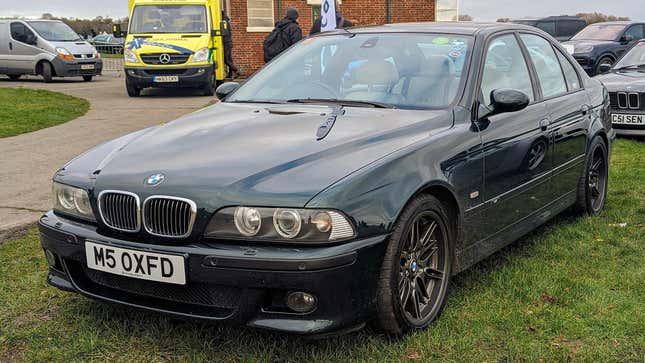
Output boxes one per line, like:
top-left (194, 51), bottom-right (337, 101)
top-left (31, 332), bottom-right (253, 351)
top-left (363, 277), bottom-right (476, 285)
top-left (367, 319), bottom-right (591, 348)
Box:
top-left (580, 105), bottom-right (590, 116)
top-left (539, 118), bottom-right (550, 131)
top-left (8, 42), bottom-right (12, 50)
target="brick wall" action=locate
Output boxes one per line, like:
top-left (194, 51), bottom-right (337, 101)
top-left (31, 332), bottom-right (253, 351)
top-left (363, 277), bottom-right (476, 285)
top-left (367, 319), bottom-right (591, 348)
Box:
top-left (226, 0), bottom-right (436, 76)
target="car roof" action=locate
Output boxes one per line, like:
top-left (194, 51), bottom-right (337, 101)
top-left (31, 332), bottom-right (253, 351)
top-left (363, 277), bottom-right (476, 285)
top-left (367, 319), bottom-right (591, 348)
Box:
top-left (346, 22), bottom-right (536, 36)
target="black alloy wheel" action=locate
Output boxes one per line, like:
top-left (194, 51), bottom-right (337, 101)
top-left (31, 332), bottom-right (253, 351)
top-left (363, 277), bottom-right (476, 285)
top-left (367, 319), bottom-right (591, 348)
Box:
top-left (576, 136), bottom-right (609, 215)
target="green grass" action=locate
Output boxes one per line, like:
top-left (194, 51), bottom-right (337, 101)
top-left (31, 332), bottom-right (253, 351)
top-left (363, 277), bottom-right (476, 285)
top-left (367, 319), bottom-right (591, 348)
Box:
top-left (0, 139), bottom-right (643, 362)
top-left (0, 88), bottom-right (89, 138)
top-left (99, 53), bottom-right (124, 59)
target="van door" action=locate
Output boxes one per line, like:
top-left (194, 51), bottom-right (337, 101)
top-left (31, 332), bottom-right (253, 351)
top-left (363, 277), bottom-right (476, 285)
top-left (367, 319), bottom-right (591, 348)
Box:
top-left (7, 22), bottom-right (41, 73)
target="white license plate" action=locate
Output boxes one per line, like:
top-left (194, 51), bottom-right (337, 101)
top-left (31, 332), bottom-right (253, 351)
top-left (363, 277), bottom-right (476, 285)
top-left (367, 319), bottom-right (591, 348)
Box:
top-left (154, 76), bottom-right (179, 83)
top-left (612, 113), bottom-right (644, 125)
top-left (85, 241), bottom-right (186, 285)
top-left (80, 64), bottom-right (95, 70)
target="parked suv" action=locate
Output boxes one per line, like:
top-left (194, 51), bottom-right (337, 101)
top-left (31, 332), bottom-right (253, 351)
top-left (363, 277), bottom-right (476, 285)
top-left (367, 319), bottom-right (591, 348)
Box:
top-left (513, 16), bottom-right (586, 41)
top-left (563, 21), bottom-right (645, 76)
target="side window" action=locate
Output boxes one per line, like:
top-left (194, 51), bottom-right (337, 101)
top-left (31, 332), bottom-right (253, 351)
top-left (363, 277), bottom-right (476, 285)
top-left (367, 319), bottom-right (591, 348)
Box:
top-left (624, 25), bottom-right (644, 40)
top-left (536, 21), bottom-right (556, 36)
top-left (520, 34), bottom-right (567, 98)
top-left (555, 49), bottom-right (581, 91)
top-left (558, 21), bottom-right (583, 38)
top-left (481, 34), bottom-right (535, 106)
top-left (10, 22), bottom-right (31, 43)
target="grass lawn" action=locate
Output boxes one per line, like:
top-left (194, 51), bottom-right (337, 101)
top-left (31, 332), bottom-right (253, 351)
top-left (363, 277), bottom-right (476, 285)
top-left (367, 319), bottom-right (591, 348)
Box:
top-left (0, 88), bottom-right (89, 138)
top-left (99, 53), bottom-right (124, 59)
top-left (0, 139), bottom-right (643, 362)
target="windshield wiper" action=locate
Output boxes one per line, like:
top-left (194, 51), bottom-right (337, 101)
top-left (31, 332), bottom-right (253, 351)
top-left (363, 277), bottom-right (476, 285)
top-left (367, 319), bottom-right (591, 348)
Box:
top-left (616, 63), bottom-right (645, 71)
top-left (286, 98), bottom-right (395, 109)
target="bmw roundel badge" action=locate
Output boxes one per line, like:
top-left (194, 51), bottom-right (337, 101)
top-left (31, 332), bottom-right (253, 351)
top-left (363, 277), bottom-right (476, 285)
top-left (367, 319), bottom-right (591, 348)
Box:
top-left (146, 173), bottom-right (166, 186)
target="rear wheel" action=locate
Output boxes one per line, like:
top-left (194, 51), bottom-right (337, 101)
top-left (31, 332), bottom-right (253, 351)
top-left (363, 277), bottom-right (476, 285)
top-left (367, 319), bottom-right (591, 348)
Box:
top-left (126, 80), bottom-right (141, 97)
top-left (41, 62), bottom-right (53, 83)
top-left (576, 136), bottom-right (609, 215)
top-left (82, 75), bottom-right (93, 82)
top-left (376, 194), bottom-right (453, 336)
top-left (8, 74), bottom-right (21, 81)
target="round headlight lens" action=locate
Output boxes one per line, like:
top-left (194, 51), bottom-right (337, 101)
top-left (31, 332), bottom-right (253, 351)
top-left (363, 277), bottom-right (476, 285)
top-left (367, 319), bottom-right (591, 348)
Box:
top-left (234, 207), bottom-right (262, 236)
top-left (311, 211), bottom-right (332, 233)
top-left (273, 209), bottom-right (302, 239)
top-left (57, 187), bottom-right (75, 210)
top-left (73, 188), bottom-right (92, 215)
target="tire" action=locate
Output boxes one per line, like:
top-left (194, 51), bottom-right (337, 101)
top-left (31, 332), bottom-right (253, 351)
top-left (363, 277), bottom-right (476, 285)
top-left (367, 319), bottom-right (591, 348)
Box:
top-left (82, 76), bottom-right (93, 82)
top-left (595, 56), bottom-right (614, 75)
top-left (376, 194), bottom-right (453, 336)
top-left (8, 74), bottom-right (21, 81)
top-left (202, 76), bottom-right (215, 96)
top-left (575, 136), bottom-right (609, 215)
top-left (126, 80), bottom-right (141, 97)
top-left (41, 62), bottom-right (53, 83)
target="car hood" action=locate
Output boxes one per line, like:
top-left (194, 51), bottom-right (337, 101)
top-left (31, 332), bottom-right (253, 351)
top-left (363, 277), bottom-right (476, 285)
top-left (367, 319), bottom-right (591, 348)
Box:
top-left (63, 103), bottom-right (450, 209)
top-left (562, 39), bottom-right (614, 53)
top-left (49, 40), bottom-right (96, 53)
top-left (596, 70), bottom-right (645, 92)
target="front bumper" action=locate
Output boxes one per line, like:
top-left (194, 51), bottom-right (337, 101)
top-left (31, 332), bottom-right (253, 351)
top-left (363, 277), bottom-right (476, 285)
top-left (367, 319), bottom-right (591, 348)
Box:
top-left (572, 54), bottom-right (595, 75)
top-left (39, 211), bottom-right (388, 335)
top-left (125, 66), bottom-right (213, 89)
top-left (51, 57), bottom-right (103, 77)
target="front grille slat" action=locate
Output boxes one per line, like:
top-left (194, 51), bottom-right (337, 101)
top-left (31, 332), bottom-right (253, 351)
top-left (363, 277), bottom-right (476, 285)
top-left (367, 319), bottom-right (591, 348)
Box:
top-left (143, 197), bottom-right (195, 238)
top-left (610, 91), bottom-right (645, 111)
top-left (99, 191), bottom-right (140, 232)
top-left (140, 53), bottom-right (190, 65)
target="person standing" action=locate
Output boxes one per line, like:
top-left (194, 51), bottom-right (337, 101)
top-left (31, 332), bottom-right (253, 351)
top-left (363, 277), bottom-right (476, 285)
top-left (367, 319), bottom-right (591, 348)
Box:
top-left (310, 1), bottom-right (353, 35)
top-left (263, 8), bottom-right (303, 63)
top-left (222, 13), bottom-right (241, 78)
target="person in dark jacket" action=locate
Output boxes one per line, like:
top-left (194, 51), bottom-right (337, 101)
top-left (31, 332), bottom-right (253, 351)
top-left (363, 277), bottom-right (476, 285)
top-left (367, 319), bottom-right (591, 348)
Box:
top-left (263, 8), bottom-right (303, 62)
top-left (310, 2), bottom-right (353, 35)
top-left (277, 8), bottom-right (303, 46)
top-left (222, 13), bottom-right (241, 78)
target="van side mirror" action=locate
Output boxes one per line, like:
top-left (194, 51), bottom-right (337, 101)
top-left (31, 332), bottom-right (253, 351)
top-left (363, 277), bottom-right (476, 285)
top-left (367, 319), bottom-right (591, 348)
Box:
top-left (598, 63), bottom-right (612, 73)
top-left (216, 82), bottom-right (240, 100)
top-left (479, 89), bottom-right (530, 119)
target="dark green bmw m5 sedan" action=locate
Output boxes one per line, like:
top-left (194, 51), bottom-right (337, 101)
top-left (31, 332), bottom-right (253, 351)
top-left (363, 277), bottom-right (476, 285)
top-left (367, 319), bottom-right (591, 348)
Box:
top-left (40, 22), bottom-right (614, 337)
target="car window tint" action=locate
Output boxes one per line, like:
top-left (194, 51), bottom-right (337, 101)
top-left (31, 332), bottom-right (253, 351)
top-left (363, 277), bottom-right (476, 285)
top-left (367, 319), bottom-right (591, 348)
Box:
top-left (536, 22), bottom-right (556, 36)
top-left (558, 21), bottom-right (585, 38)
top-left (624, 25), bottom-right (644, 40)
top-left (555, 49), bottom-right (581, 91)
top-left (480, 34), bottom-right (534, 106)
top-left (10, 23), bottom-right (34, 43)
top-left (520, 34), bottom-right (567, 98)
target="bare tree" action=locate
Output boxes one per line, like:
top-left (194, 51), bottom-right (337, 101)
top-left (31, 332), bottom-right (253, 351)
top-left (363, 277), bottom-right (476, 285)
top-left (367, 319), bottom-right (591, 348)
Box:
top-left (496, 18), bottom-right (511, 23)
top-left (576, 12), bottom-right (630, 24)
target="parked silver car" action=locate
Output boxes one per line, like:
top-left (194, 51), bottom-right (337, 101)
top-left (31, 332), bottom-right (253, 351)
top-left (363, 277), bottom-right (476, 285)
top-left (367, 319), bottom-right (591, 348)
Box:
top-left (0, 19), bottom-right (103, 82)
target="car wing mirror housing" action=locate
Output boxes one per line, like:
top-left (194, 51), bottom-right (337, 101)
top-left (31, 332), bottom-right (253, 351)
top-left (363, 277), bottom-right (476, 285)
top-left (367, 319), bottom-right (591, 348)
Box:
top-left (598, 63), bottom-right (612, 74)
top-left (216, 82), bottom-right (240, 100)
top-left (621, 35), bottom-right (635, 44)
top-left (479, 89), bottom-right (530, 119)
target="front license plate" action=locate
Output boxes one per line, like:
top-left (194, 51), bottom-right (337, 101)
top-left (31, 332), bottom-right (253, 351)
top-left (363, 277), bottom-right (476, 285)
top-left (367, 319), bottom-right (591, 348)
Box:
top-left (612, 113), bottom-right (644, 125)
top-left (153, 76), bottom-right (179, 83)
top-left (85, 241), bottom-right (186, 285)
top-left (80, 64), bottom-right (95, 70)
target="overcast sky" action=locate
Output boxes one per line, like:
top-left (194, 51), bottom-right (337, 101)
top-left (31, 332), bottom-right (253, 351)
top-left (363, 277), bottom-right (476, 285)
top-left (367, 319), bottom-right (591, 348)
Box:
top-left (0, 0), bottom-right (641, 21)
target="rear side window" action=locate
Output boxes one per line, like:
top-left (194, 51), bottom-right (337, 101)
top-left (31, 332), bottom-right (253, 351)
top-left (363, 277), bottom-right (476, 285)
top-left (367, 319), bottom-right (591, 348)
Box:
top-left (536, 22), bottom-right (556, 36)
top-left (520, 34), bottom-right (567, 98)
top-left (555, 50), bottom-right (581, 91)
top-left (480, 34), bottom-right (535, 106)
top-left (558, 20), bottom-right (585, 38)
top-left (10, 22), bottom-right (35, 43)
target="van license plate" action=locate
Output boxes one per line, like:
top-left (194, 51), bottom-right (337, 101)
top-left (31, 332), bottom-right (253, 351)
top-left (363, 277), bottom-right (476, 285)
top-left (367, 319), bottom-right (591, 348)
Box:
top-left (154, 76), bottom-right (179, 83)
top-left (80, 64), bottom-right (95, 70)
top-left (85, 241), bottom-right (186, 285)
top-left (612, 114), bottom-right (644, 125)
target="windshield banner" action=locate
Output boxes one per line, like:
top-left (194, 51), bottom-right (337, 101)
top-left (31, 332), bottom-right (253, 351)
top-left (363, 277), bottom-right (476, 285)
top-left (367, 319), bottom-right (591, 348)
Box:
top-left (126, 38), bottom-right (195, 54)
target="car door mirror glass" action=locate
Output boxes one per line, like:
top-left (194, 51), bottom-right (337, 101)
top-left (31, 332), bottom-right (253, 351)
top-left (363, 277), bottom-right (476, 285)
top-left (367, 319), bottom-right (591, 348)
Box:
top-left (216, 82), bottom-right (240, 100)
top-left (480, 89), bottom-right (530, 119)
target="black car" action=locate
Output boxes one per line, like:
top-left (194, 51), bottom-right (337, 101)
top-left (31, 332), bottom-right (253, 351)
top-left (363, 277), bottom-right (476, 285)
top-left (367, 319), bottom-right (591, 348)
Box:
top-left (513, 16), bottom-right (586, 41)
top-left (563, 21), bottom-right (645, 76)
top-left (40, 22), bottom-right (614, 337)
top-left (596, 40), bottom-right (645, 137)
top-left (90, 34), bottom-right (124, 54)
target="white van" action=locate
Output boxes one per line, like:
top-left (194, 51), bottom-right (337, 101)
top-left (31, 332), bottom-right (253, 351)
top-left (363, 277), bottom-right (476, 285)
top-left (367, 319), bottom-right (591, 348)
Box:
top-left (0, 19), bottom-right (103, 82)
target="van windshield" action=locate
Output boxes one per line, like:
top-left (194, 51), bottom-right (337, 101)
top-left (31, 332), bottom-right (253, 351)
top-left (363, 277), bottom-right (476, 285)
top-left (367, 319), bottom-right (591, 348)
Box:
top-left (27, 21), bottom-right (82, 41)
top-left (130, 5), bottom-right (208, 34)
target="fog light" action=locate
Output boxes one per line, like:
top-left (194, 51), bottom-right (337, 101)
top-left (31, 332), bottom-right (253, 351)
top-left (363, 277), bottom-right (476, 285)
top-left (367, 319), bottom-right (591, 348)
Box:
top-left (45, 250), bottom-right (58, 268)
top-left (286, 291), bottom-right (317, 313)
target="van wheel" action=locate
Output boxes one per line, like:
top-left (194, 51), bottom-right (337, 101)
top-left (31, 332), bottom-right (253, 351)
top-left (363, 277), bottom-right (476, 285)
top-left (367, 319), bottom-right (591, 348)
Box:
top-left (575, 136), bottom-right (609, 215)
top-left (82, 76), bottom-right (93, 82)
top-left (126, 80), bottom-right (141, 97)
top-left (376, 194), bottom-right (453, 337)
top-left (8, 74), bottom-right (21, 81)
top-left (41, 62), bottom-right (53, 83)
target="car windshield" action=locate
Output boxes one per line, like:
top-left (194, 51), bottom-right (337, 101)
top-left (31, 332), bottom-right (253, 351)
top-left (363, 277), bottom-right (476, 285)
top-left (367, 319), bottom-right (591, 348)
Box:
top-left (228, 33), bottom-right (472, 109)
top-left (615, 41), bottom-right (645, 69)
top-left (27, 21), bottom-right (81, 41)
top-left (572, 24), bottom-right (625, 41)
top-left (129, 5), bottom-right (208, 34)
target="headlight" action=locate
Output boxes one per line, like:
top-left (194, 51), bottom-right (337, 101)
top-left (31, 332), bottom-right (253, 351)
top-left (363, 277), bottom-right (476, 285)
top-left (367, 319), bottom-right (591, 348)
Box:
top-left (191, 47), bottom-right (210, 63)
top-left (205, 207), bottom-right (355, 242)
top-left (92, 48), bottom-right (100, 59)
top-left (55, 47), bottom-right (74, 61)
top-left (575, 44), bottom-right (594, 54)
top-left (52, 182), bottom-right (95, 221)
top-left (124, 48), bottom-right (139, 63)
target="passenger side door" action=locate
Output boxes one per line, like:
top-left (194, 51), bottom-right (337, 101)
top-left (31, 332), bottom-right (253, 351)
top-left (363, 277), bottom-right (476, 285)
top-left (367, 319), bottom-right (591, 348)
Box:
top-left (521, 33), bottom-right (590, 198)
top-left (474, 33), bottom-right (552, 241)
top-left (8, 22), bottom-right (40, 72)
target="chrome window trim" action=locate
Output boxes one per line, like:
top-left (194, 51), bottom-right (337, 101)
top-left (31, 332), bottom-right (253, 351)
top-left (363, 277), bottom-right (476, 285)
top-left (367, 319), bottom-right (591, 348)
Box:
top-left (142, 195), bottom-right (197, 239)
top-left (97, 190), bottom-right (142, 233)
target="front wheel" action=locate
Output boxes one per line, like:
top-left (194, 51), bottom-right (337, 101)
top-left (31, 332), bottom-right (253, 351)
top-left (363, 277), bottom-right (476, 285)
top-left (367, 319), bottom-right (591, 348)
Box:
top-left (41, 62), bottom-right (53, 83)
top-left (8, 74), bottom-right (21, 81)
top-left (376, 194), bottom-right (453, 336)
top-left (82, 76), bottom-right (93, 82)
top-left (126, 80), bottom-right (141, 97)
top-left (576, 136), bottom-right (609, 215)
top-left (201, 76), bottom-right (215, 96)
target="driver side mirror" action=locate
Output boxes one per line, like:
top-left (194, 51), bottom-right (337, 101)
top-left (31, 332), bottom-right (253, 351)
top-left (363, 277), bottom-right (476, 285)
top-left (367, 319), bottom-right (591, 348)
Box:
top-left (216, 82), bottom-right (240, 100)
top-left (621, 34), bottom-right (635, 44)
top-left (479, 89), bottom-right (530, 119)
top-left (598, 63), bottom-right (612, 74)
